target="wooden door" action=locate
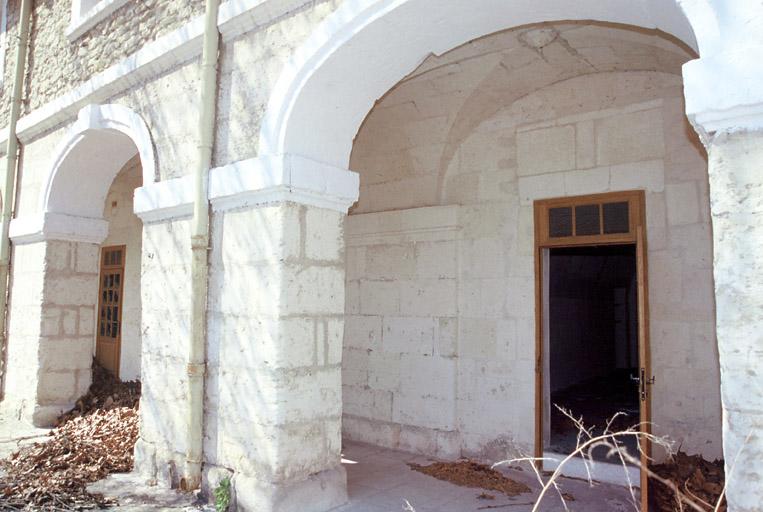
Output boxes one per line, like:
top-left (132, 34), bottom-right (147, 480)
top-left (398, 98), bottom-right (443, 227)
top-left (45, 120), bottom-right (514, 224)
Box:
top-left (533, 190), bottom-right (652, 509)
top-left (636, 225), bottom-right (652, 510)
top-left (96, 245), bottom-right (125, 378)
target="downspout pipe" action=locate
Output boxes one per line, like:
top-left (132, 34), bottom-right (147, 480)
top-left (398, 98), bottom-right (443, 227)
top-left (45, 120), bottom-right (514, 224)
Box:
top-left (183, 0), bottom-right (220, 491)
top-left (0, 0), bottom-right (32, 395)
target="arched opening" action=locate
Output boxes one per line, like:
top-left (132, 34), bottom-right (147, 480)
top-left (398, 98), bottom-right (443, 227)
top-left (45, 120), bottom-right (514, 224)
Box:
top-left (258, 0), bottom-right (706, 168)
top-left (241, 0), bottom-right (722, 508)
top-left (97, 155), bottom-right (143, 380)
top-left (337, 20), bottom-right (720, 507)
top-left (4, 104), bottom-right (153, 425)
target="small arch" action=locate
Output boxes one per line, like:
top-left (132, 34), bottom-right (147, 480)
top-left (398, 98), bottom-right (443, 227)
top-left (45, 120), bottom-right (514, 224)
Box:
top-left (41, 103), bottom-right (156, 219)
top-left (259, 0), bottom-right (712, 170)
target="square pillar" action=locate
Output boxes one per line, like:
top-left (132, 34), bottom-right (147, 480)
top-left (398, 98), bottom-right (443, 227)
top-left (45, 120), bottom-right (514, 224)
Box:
top-left (132, 155), bottom-right (358, 511)
top-left (2, 239), bottom-right (99, 426)
top-left (132, 217), bottom-right (193, 486)
top-left (205, 201), bottom-right (348, 512)
top-left (706, 131), bottom-right (763, 512)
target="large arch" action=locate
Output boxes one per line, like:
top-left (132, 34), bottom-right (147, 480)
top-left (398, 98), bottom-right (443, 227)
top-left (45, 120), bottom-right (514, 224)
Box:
top-left (258, 0), bottom-right (712, 169)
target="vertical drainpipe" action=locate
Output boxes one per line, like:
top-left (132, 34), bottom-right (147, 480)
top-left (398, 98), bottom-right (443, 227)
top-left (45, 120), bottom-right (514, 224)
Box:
top-left (184, 0), bottom-right (220, 491)
top-left (0, 0), bottom-right (32, 395)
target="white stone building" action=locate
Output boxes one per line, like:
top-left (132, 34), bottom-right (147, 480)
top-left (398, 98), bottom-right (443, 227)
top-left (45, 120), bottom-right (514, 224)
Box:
top-left (0, 0), bottom-right (760, 511)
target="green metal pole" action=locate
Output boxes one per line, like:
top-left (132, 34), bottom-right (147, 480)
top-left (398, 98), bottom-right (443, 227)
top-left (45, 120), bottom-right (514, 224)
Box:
top-left (183, 0), bottom-right (220, 491)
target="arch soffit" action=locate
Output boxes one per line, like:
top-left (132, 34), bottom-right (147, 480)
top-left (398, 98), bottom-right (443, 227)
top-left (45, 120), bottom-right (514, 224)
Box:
top-left (259, 0), bottom-right (714, 169)
top-left (40, 103), bottom-right (157, 215)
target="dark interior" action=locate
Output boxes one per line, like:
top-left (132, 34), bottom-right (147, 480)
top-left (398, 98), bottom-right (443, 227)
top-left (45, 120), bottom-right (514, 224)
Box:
top-left (547, 244), bottom-right (640, 462)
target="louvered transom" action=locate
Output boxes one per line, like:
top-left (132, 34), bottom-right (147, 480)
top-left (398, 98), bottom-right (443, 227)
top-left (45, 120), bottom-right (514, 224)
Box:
top-left (535, 191), bottom-right (642, 247)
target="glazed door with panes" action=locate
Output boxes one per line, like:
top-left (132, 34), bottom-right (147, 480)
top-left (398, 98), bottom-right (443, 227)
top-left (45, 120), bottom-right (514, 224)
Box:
top-left (96, 246), bottom-right (125, 377)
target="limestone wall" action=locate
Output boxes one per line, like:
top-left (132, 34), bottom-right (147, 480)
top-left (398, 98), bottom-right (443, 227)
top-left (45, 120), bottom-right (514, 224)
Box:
top-left (6, 0), bottom-right (339, 203)
top-left (101, 155), bottom-right (143, 381)
top-left (134, 217), bottom-right (192, 485)
top-left (135, 201), bottom-right (349, 507)
top-left (706, 131), bottom-right (763, 512)
top-left (203, 202), bottom-right (346, 508)
top-left (0, 0), bottom-right (204, 125)
top-left (3, 240), bottom-right (98, 425)
top-left (346, 24), bottom-right (721, 461)
top-left (2, 243), bottom-right (46, 421)
top-left (214, 0), bottom-right (340, 166)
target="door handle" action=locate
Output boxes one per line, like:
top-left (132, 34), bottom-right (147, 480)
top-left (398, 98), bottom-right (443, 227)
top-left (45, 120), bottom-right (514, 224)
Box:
top-left (638, 367), bottom-right (655, 401)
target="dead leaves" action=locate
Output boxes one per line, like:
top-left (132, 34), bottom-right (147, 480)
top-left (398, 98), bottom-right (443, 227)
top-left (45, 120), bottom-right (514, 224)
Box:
top-left (650, 451), bottom-right (726, 512)
top-left (0, 362), bottom-right (141, 510)
top-left (408, 460), bottom-right (531, 497)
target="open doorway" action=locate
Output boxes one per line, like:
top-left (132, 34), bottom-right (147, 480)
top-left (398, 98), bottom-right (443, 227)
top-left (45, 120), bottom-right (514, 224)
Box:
top-left (546, 244), bottom-right (639, 461)
top-left (534, 191), bottom-right (651, 501)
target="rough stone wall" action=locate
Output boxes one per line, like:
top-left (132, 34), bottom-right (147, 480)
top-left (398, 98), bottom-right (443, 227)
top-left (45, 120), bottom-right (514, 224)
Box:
top-left (25, 0), bottom-right (204, 113)
top-left (112, 60), bottom-right (202, 181)
top-left (101, 155), bottom-right (143, 381)
top-left (706, 131), bottom-right (763, 512)
top-left (346, 24), bottom-right (721, 461)
top-left (0, 0), bottom-right (22, 126)
top-left (6, 0), bottom-right (340, 187)
top-left (2, 240), bottom-right (98, 426)
top-left (214, 0), bottom-right (340, 166)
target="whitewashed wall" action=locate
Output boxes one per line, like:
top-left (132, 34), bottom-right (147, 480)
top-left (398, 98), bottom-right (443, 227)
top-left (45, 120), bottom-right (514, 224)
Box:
top-left (345, 23), bottom-right (721, 461)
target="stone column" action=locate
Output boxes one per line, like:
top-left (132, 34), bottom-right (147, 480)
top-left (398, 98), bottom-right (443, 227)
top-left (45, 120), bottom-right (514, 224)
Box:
top-left (2, 239), bottom-right (100, 426)
top-left (705, 131), bottom-right (763, 512)
top-left (132, 217), bottom-right (193, 486)
top-left (206, 201), bottom-right (347, 511)
top-left (132, 155), bottom-right (358, 511)
top-left (203, 156), bottom-right (356, 512)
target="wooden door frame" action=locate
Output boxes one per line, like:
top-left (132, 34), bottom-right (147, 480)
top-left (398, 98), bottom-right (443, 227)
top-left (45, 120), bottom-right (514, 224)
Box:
top-left (533, 190), bottom-right (651, 507)
top-left (96, 244), bottom-right (126, 379)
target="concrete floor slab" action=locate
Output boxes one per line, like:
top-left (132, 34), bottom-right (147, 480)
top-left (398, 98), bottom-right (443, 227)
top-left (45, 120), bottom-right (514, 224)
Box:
top-left (90, 440), bottom-right (640, 511)
top-left (333, 441), bottom-right (640, 512)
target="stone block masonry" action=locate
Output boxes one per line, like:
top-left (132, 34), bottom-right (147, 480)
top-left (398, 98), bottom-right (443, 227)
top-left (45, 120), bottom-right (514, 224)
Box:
top-left (348, 23), bottom-right (721, 463)
top-left (207, 202), bottom-right (347, 511)
top-left (2, 240), bottom-right (99, 426)
top-left (136, 201), bottom-right (349, 511)
top-left (706, 131), bottom-right (763, 512)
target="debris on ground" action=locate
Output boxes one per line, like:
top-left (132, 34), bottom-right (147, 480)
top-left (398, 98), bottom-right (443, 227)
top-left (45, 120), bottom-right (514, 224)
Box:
top-left (408, 460), bottom-right (531, 497)
top-left (0, 361), bottom-right (141, 510)
top-left (561, 492), bottom-right (575, 501)
top-left (477, 492), bottom-right (495, 500)
top-left (56, 362), bottom-right (141, 425)
top-left (650, 451), bottom-right (726, 512)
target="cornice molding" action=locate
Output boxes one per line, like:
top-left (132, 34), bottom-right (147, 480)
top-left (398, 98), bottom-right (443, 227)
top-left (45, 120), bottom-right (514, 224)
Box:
top-left (10, 213), bottom-right (109, 245)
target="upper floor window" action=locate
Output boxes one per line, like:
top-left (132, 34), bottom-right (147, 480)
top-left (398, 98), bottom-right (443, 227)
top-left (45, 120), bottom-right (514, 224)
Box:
top-left (67, 0), bottom-right (129, 40)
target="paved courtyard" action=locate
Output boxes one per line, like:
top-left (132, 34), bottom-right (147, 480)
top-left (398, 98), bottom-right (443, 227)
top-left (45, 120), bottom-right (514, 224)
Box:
top-left (88, 440), bottom-right (640, 511)
top-left (333, 441), bottom-right (639, 512)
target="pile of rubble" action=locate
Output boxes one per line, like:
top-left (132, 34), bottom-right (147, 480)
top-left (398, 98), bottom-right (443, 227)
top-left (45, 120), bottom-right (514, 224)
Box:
top-left (650, 452), bottom-right (726, 512)
top-left (0, 362), bottom-right (140, 510)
